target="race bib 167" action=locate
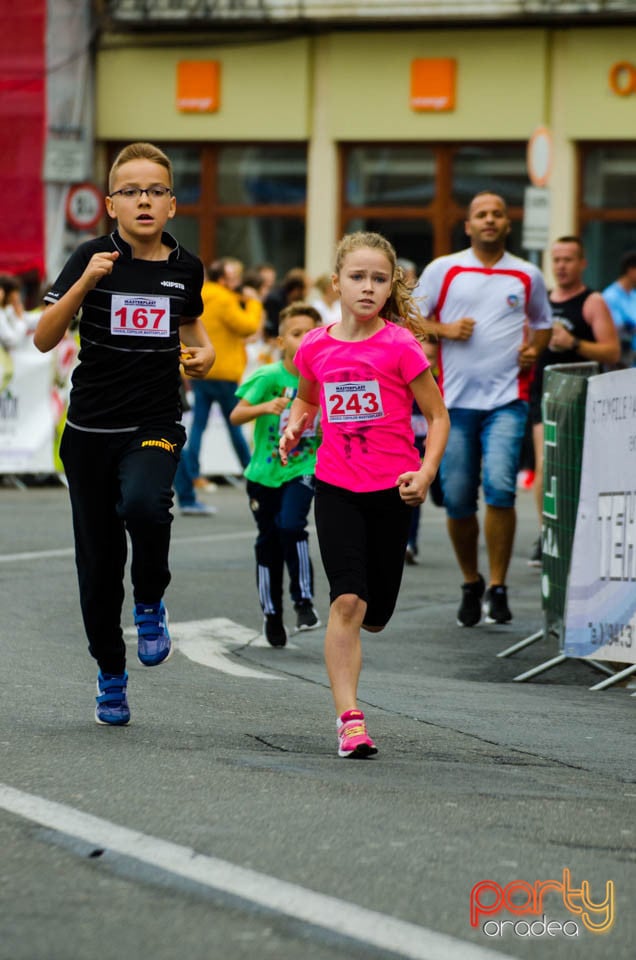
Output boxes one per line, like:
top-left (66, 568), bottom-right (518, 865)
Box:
top-left (110, 295), bottom-right (171, 338)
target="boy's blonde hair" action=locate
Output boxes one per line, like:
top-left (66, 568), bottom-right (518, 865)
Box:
top-left (278, 301), bottom-right (322, 333)
top-left (333, 231), bottom-right (425, 338)
top-left (108, 142), bottom-right (173, 192)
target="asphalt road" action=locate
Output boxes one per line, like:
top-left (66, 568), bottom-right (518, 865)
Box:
top-left (0, 476), bottom-right (634, 960)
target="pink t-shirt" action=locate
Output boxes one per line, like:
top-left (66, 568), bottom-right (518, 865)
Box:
top-left (294, 321), bottom-right (429, 493)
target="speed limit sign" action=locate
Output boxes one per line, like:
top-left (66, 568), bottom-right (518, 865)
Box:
top-left (65, 183), bottom-right (104, 231)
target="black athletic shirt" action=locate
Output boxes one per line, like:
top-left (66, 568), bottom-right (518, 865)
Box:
top-left (530, 287), bottom-right (595, 409)
top-left (44, 231), bottom-right (204, 432)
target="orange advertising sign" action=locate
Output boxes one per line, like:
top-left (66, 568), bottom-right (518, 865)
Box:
top-left (410, 58), bottom-right (456, 112)
top-left (609, 61), bottom-right (636, 96)
top-left (177, 61), bottom-right (221, 113)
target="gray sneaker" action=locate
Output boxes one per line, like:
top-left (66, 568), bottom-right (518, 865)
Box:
top-left (528, 537), bottom-right (542, 567)
top-left (180, 501), bottom-right (218, 516)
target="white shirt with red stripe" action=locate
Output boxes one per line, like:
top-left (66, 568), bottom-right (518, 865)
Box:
top-left (413, 248), bottom-right (552, 410)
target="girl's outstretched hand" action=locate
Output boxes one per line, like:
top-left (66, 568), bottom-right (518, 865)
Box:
top-left (278, 413), bottom-right (308, 465)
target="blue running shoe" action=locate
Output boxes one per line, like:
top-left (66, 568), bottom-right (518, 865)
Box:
top-left (134, 600), bottom-right (172, 666)
top-left (95, 671), bottom-right (130, 726)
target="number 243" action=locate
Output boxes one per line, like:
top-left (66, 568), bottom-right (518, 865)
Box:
top-left (329, 392), bottom-right (379, 416)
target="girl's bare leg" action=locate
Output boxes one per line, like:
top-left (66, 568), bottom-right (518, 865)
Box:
top-left (324, 593), bottom-right (367, 717)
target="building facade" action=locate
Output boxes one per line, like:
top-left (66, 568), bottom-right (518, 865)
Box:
top-left (6, 2), bottom-right (636, 290)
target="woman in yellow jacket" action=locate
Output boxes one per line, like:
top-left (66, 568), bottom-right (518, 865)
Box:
top-left (175, 257), bottom-right (262, 514)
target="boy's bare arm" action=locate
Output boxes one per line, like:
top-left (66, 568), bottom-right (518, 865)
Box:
top-left (278, 378), bottom-right (320, 466)
top-left (230, 396), bottom-right (289, 426)
top-left (179, 318), bottom-right (215, 378)
top-left (34, 251), bottom-right (119, 352)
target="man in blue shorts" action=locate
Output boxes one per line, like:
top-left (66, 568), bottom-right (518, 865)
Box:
top-left (414, 192), bottom-right (552, 626)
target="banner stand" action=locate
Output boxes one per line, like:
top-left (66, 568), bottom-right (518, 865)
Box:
top-left (497, 363), bottom-right (600, 682)
top-left (589, 663), bottom-right (636, 691)
top-left (501, 363), bottom-right (636, 691)
top-left (1, 474), bottom-right (28, 491)
top-left (497, 621), bottom-right (554, 659)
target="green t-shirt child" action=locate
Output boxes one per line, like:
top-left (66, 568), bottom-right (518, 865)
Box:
top-left (236, 360), bottom-right (319, 487)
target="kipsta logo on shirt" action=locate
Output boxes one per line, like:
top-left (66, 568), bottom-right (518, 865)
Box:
top-left (507, 294), bottom-right (520, 308)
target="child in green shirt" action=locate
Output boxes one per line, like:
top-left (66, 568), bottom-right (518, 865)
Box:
top-left (231, 303), bottom-right (322, 646)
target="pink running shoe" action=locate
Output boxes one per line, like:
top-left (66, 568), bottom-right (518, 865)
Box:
top-left (337, 709), bottom-right (378, 759)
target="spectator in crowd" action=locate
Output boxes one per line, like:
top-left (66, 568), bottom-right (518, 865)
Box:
top-left (602, 250), bottom-right (636, 367)
top-left (0, 275), bottom-right (28, 349)
top-left (0, 276), bottom-right (29, 390)
top-left (396, 258), bottom-right (418, 288)
top-left (255, 262), bottom-right (277, 302)
top-left (263, 267), bottom-right (308, 339)
top-left (174, 256), bottom-right (262, 515)
top-left (527, 236), bottom-right (620, 566)
top-left (414, 191), bottom-right (552, 626)
top-left (242, 269), bottom-right (279, 376)
top-left (310, 273), bottom-right (341, 325)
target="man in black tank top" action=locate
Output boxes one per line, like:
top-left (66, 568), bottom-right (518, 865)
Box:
top-left (528, 236), bottom-right (620, 565)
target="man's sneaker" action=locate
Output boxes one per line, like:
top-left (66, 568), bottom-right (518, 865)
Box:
top-left (483, 585), bottom-right (512, 624)
top-left (180, 501), bottom-right (217, 516)
top-left (95, 671), bottom-right (130, 726)
top-left (528, 537), bottom-right (542, 567)
top-left (294, 599), bottom-right (321, 632)
top-left (193, 477), bottom-right (218, 492)
top-left (337, 709), bottom-right (377, 759)
top-left (134, 600), bottom-right (172, 665)
top-left (405, 545), bottom-right (418, 565)
top-left (264, 614), bottom-right (288, 648)
top-left (457, 574), bottom-right (485, 627)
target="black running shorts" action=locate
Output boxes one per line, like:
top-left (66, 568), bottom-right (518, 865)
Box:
top-left (314, 479), bottom-right (412, 629)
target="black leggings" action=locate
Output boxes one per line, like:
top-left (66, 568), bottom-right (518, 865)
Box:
top-left (314, 479), bottom-right (413, 629)
top-left (60, 422), bottom-right (185, 674)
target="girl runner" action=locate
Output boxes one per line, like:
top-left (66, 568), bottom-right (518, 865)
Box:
top-left (279, 232), bottom-right (449, 758)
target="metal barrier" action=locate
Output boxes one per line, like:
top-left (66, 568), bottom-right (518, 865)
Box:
top-left (500, 362), bottom-right (636, 692)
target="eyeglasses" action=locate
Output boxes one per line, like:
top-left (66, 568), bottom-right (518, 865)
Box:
top-left (109, 186), bottom-right (173, 200)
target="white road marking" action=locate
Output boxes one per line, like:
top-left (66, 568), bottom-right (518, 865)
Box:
top-left (124, 617), bottom-right (293, 680)
top-left (0, 784), bottom-right (518, 960)
top-left (0, 547), bottom-right (75, 563)
top-left (0, 530), bottom-right (255, 565)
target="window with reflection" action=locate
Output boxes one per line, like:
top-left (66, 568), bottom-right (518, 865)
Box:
top-left (106, 142), bottom-right (308, 276)
top-left (217, 216), bottom-right (306, 274)
top-left (345, 146), bottom-right (435, 207)
top-left (343, 217), bottom-right (433, 276)
top-left (170, 146), bottom-right (203, 205)
top-left (452, 145), bottom-right (527, 209)
top-left (578, 143), bottom-right (636, 288)
top-left (218, 146), bottom-right (307, 205)
top-left (341, 142), bottom-right (527, 269)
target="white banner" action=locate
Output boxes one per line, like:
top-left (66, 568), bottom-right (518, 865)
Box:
top-left (0, 340), bottom-right (56, 473)
top-left (564, 368), bottom-right (636, 665)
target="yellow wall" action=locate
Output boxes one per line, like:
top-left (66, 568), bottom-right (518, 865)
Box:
top-left (555, 28), bottom-right (636, 138)
top-left (96, 37), bottom-right (311, 140)
top-left (94, 25), bottom-right (636, 276)
top-left (96, 27), bottom-right (636, 144)
top-left (326, 30), bottom-right (549, 140)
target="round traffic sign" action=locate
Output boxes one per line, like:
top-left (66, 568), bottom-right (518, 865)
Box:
top-left (65, 183), bottom-right (104, 231)
top-left (526, 126), bottom-right (553, 188)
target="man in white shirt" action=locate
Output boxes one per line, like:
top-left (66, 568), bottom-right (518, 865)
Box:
top-left (414, 192), bottom-right (552, 626)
